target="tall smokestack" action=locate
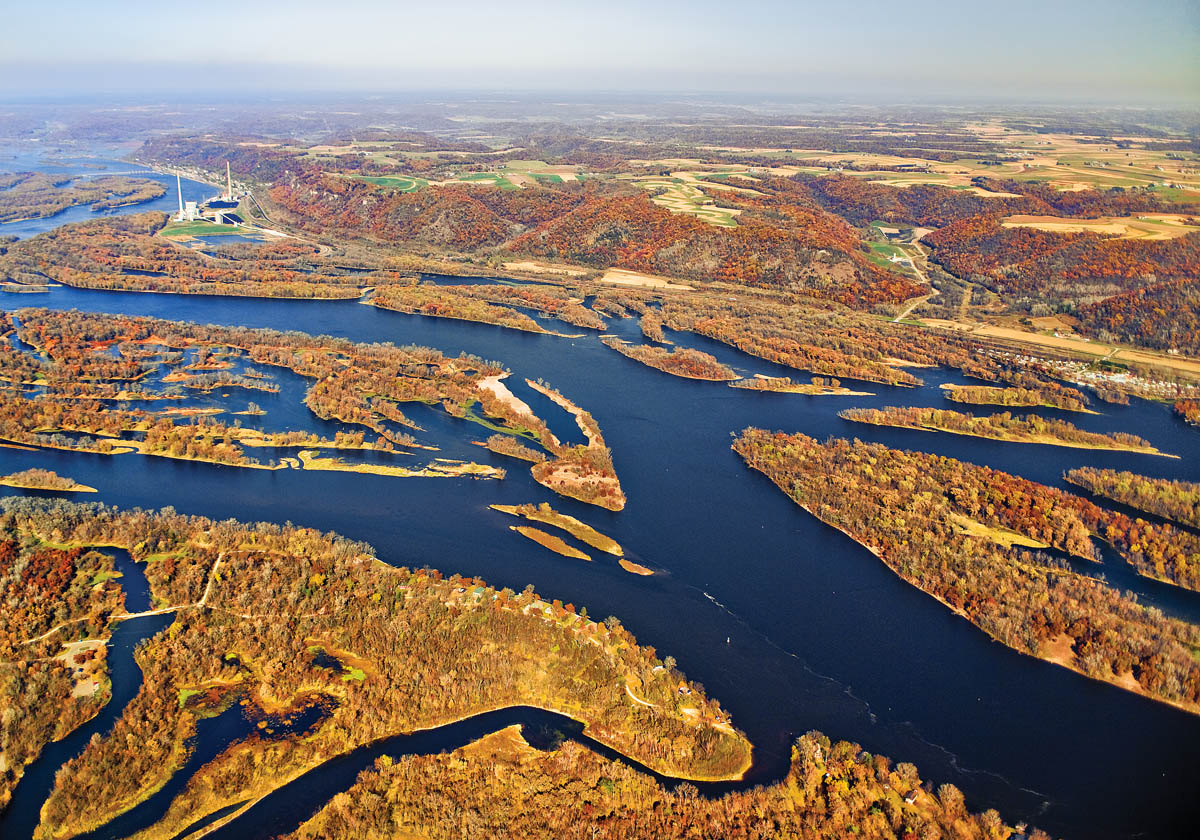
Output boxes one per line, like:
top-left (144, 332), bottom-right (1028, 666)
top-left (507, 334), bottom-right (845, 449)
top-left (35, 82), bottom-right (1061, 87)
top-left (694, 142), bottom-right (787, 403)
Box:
top-left (226, 161), bottom-right (232, 201)
top-left (176, 174), bottom-right (184, 219)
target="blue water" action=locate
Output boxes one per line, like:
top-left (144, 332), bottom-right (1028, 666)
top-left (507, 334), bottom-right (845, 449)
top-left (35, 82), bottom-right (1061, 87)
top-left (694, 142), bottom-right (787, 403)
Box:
top-left (72, 697), bottom-right (331, 840)
top-left (189, 234), bottom-right (267, 248)
top-left (0, 288), bottom-right (1197, 837)
top-left (204, 705), bottom-right (734, 840)
top-left (0, 150), bottom-right (217, 239)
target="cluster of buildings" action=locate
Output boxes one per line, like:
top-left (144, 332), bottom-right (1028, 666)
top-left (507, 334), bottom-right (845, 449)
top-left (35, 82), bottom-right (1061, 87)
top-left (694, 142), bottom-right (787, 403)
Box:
top-left (175, 162), bottom-right (244, 226)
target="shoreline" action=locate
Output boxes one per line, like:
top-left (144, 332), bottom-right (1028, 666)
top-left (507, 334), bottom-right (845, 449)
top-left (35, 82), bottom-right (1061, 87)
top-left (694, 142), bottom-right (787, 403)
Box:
top-left (510, 525), bottom-right (591, 561)
top-left (731, 378), bottom-right (871, 396)
top-left (297, 450), bottom-right (504, 479)
top-left (742, 455), bottom-right (1200, 718)
top-left (142, 698), bottom-right (753, 840)
top-left (491, 502), bottom-right (623, 557)
top-left (842, 416), bottom-right (1175, 457)
top-left (0, 479), bottom-right (97, 493)
top-left (53, 278), bottom-right (367, 301)
top-left (939, 383), bottom-right (1098, 414)
top-left (366, 298), bottom-right (585, 338)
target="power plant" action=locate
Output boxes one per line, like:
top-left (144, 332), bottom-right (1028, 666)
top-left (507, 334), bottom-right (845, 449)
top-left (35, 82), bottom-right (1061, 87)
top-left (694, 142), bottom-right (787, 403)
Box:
top-left (174, 174), bottom-right (198, 222)
top-left (175, 163), bottom-right (241, 225)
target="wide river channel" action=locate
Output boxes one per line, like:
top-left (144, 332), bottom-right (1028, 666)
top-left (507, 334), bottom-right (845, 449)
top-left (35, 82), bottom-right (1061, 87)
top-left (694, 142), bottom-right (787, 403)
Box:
top-left (1, 167), bottom-right (1198, 838)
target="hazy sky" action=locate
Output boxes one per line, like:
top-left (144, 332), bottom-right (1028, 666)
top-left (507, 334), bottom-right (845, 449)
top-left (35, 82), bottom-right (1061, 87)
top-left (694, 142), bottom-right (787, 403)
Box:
top-left (3, 0), bottom-right (1197, 102)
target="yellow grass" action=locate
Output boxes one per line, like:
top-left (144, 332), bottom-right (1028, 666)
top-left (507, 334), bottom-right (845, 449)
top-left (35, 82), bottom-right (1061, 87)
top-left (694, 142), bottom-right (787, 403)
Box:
top-left (458, 725), bottom-right (539, 763)
top-left (297, 451), bottom-right (504, 479)
top-left (599, 268), bottom-right (693, 290)
top-left (491, 502), bottom-right (623, 556)
top-left (0, 475), bottom-right (96, 493)
top-left (502, 260), bottom-right (590, 277)
top-left (1001, 213), bottom-right (1200, 240)
top-left (618, 558), bottom-right (654, 576)
top-left (510, 525), bottom-right (591, 561)
top-left (947, 513), bottom-right (1050, 549)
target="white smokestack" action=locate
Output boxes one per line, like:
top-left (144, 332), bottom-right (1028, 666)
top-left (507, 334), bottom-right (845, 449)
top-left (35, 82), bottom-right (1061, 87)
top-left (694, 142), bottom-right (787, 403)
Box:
top-left (176, 174), bottom-right (184, 219)
top-left (226, 162), bottom-right (232, 201)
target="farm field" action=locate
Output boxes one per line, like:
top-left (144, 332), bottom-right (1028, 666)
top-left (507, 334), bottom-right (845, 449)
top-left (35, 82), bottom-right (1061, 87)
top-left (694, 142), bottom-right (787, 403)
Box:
top-left (660, 122), bottom-right (1200, 197)
top-left (622, 169), bottom-right (762, 227)
top-left (1000, 213), bottom-right (1200, 240)
top-left (159, 220), bottom-right (257, 238)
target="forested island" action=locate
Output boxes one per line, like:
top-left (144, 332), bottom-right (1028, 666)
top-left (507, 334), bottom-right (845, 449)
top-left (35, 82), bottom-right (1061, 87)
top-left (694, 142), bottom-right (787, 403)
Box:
top-left (0, 498), bottom-right (748, 838)
top-left (731, 375), bottom-right (868, 395)
top-left (1065, 468), bottom-right (1200, 530)
top-left (601, 336), bottom-right (738, 381)
top-left (0, 535), bottom-right (122, 809)
top-left (840, 406), bottom-right (1166, 454)
top-left (941, 383), bottom-right (1092, 413)
top-left (0, 469), bottom-right (94, 493)
top-left (733, 430), bottom-right (1200, 707)
top-left (370, 284), bottom-right (553, 333)
top-left (0, 173), bottom-right (165, 224)
top-left (372, 282), bottom-right (603, 332)
top-left (0, 213), bottom-right (406, 299)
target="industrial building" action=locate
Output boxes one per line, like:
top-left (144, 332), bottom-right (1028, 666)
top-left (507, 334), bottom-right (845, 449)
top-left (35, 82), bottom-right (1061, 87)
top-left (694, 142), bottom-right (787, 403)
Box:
top-left (175, 162), bottom-right (244, 227)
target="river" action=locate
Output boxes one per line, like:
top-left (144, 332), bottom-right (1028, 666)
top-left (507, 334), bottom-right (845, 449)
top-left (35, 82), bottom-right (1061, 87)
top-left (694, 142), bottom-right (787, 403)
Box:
top-left (0, 280), bottom-right (1198, 838)
top-left (0, 145), bottom-right (217, 240)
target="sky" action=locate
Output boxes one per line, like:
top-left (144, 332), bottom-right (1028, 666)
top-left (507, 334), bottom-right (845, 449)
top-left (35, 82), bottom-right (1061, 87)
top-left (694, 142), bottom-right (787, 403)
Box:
top-left (2, 0), bottom-right (1197, 103)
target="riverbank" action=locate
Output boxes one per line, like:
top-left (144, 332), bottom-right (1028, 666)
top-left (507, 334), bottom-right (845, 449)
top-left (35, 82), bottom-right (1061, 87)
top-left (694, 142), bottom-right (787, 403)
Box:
top-left (0, 468), bottom-right (95, 492)
top-left (297, 451), bottom-right (504, 479)
top-left (840, 407), bottom-right (1173, 457)
top-left (492, 502), bottom-right (623, 556)
top-left (731, 376), bottom-right (871, 396)
top-left (510, 525), bottom-right (591, 560)
top-left (524, 379), bottom-right (626, 511)
top-left (733, 429), bottom-right (1200, 719)
top-left (602, 336), bottom-right (738, 381)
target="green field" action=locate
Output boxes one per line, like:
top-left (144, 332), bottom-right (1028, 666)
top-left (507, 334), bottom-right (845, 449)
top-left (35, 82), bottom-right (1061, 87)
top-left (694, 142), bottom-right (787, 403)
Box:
top-left (865, 240), bottom-right (909, 269)
top-left (354, 175), bottom-right (430, 192)
top-left (1148, 184), bottom-right (1200, 204)
top-left (161, 221), bottom-right (257, 238)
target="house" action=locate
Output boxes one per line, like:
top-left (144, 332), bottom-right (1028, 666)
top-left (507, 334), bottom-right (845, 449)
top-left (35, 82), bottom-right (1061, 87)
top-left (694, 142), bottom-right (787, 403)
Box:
top-left (904, 789), bottom-right (920, 805)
